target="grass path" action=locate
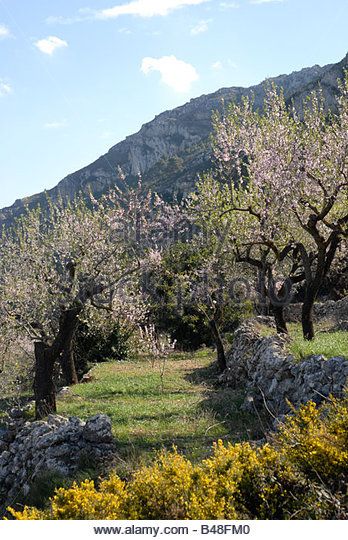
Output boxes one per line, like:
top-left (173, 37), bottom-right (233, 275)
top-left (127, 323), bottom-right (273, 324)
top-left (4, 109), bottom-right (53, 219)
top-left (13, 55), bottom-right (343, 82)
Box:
top-left (57, 350), bottom-right (263, 469)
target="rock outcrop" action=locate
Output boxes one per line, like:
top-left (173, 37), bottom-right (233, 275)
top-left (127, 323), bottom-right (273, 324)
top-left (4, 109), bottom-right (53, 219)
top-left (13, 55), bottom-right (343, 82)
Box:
top-left (0, 413), bottom-right (115, 512)
top-left (224, 318), bottom-right (348, 416)
top-left (1, 53), bottom-right (347, 227)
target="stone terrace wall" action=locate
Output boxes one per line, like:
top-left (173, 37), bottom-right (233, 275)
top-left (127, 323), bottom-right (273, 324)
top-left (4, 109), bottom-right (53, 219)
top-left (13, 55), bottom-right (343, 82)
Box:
top-left (0, 413), bottom-right (115, 512)
top-left (285, 296), bottom-right (348, 329)
top-left (224, 318), bottom-right (348, 416)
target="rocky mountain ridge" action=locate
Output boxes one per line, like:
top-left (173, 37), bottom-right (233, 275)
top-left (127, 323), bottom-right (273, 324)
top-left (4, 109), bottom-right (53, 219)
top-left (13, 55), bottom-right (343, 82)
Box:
top-left (1, 53), bottom-right (347, 227)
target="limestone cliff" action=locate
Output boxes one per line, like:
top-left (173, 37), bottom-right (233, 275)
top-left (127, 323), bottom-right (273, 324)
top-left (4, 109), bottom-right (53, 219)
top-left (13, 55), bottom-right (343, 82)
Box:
top-left (1, 53), bottom-right (347, 226)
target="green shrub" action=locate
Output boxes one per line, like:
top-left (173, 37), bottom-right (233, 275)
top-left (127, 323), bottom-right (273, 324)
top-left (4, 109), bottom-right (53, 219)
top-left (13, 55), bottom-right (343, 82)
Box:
top-left (73, 320), bottom-right (131, 376)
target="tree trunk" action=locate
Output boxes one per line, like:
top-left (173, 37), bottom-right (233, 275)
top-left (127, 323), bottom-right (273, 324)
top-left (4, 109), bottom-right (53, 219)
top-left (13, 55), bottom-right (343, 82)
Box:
top-left (272, 305), bottom-right (288, 334)
top-left (299, 227), bottom-right (340, 341)
top-left (268, 279), bottom-right (292, 335)
top-left (209, 319), bottom-right (226, 372)
top-left (301, 287), bottom-right (316, 340)
top-left (33, 307), bottom-right (82, 418)
top-left (256, 267), bottom-right (268, 316)
top-left (34, 342), bottom-right (57, 419)
top-left (59, 309), bottom-right (81, 385)
top-left (61, 346), bottom-right (78, 385)
top-left (301, 252), bottom-right (328, 341)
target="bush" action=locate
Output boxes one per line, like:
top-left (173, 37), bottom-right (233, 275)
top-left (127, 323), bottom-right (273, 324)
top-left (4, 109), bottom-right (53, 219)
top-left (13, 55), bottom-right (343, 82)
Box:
top-left (73, 320), bottom-right (131, 377)
top-left (143, 241), bottom-right (255, 352)
top-left (274, 398), bottom-right (348, 489)
top-left (9, 397), bottom-right (348, 520)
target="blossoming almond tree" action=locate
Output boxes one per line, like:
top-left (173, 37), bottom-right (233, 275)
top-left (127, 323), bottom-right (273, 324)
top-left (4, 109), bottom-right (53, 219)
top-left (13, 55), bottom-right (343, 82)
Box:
top-left (185, 241), bottom-right (245, 372)
top-left (290, 80), bottom-right (348, 338)
top-left (194, 75), bottom-right (348, 339)
top-left (192, 174), bottom-right (287, 333)
top-left (0, 184), bottom-right (172, 418)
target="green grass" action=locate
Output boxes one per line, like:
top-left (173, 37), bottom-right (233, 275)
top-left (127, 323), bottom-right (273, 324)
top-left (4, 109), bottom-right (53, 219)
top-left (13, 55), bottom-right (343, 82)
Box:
top-left (255, 321), bottom-right (348, 361)
top-left (57, 349), bottom-right (264, 471)
top-left (287, 323), bottom-right (348, 361)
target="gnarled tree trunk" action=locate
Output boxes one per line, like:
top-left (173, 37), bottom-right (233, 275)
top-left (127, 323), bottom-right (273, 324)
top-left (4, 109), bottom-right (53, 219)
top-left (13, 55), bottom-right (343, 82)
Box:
top-left (299, 221), bottom-right (341, 341)
top-left (34, 342), bottom-right (57, 419)
top-left (268, 278), bottom-right (292, 335)
top-left (209, 319), bottom-right (226, 372)
top-left (60, 311), bottom-right (80, 385)
top-left (61, 346), bottom-right (78, 385)
top-left (301, 285), bottom-right (317, 340)
top-left (33, 306), bottom-right (82, 419)
top-left (272, 306), bottom-right (288, 334)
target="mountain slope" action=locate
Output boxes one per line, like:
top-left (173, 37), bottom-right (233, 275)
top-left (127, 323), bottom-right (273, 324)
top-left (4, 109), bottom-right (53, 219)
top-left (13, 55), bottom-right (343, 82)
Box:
top-left (1, 53), bottom-right (347, 226)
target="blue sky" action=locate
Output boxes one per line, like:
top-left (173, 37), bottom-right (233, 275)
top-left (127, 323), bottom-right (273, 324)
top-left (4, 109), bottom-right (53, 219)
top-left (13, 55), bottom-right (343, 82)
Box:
top-left (0, 0), bottom-right (347, 209)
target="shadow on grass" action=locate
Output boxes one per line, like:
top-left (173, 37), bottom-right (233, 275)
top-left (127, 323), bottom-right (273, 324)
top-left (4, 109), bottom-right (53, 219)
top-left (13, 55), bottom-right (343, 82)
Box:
top-left (86, 388), bottom-right (191, 399)
top-left (108, 432), bottom-right (231, 478)
top-left (185, 361), bottom-right (270, 444)
top-left (106, 361), bottom-right (271, 474)
top-left (186, 361), bottom-right (221, 387)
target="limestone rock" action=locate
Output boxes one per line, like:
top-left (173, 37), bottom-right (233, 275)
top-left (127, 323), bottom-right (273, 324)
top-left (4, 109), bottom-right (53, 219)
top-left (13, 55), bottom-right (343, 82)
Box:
top-left (0, 413), bottom-right (116, 513)
top-left (83, 414), bottom-right (113, 443)
top-left (225, 319), bottom-right (348, 416)
top-left (1, 54), bottom-right (347, 228)
top-left (285, 296), bottom-right (348, 328)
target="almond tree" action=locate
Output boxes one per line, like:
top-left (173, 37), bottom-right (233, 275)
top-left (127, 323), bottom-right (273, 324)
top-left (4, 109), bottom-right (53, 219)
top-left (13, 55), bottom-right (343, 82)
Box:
top-left (0, 185), bottom-right (169, 418)
top-left (192, 89), bottom-right (304, 334)
top-left (192, 172), bottom-right (304, 333)
top-left (185, 240), bottom-right (246, 372)
top-left (194, 75), bottom-right (348, 339)
top-left (290, 80), bottom-right (348, 338)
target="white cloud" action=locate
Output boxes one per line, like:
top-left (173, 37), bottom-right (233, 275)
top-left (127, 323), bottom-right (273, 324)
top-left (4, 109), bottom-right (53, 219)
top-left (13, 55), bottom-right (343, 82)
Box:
top-left (46, 15), bottom-right (75, 25)
top-left (227, 59), bottom-right (238, 68)
top-left (211, 60), bottom-right (223, 70)
top-left (35, 36), bottom-right (68, 55)
top-left (118, 27), bottom-right (132, 34)
top-left (46, 8), bottom-right (95, 25)
top-left (0, 80), bottom-right (12, 97)
top-left (141, 55), bottom-right (198, 92)
top-left (250, 0), bottom-right (284, 4)
top-left (190, 19), bottom-right (210, 35)
top-left (98, 0), bottom-right (209, 19)
top-left (46, 1), bottom-right (209, 24)
top-left (220, 2), bottom-right (239, 7)
top-left (44, 120), bottom-right (68, 129)
top-left (0, 24), bottom-right (10, 39)
top-left (211, 59), bottom-right (237, 71)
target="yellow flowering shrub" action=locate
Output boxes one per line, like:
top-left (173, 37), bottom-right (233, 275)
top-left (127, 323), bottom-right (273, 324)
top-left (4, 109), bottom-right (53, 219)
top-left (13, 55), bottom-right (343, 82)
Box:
top-left (275, 398), bottom-right (348, 486)
top-left (125, 450), bottom-right (194, 519)
top-left (196, 441), bottom-right (326, 519)
top-left (8, 397), bottom-right (348, 520)
top-left (10, 476), bottom-right (127, 520)
top-left (9, 507), bottom-right (46, 520)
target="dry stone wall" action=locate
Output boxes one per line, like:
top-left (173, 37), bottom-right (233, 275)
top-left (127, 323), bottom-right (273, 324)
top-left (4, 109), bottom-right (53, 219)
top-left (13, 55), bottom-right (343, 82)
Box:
top-left (285, 296), bottom-right (348, 329)
top-left (0, 413), bottom-right (115, 513)
top-left (224, 318), bottom-right (348, 416)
